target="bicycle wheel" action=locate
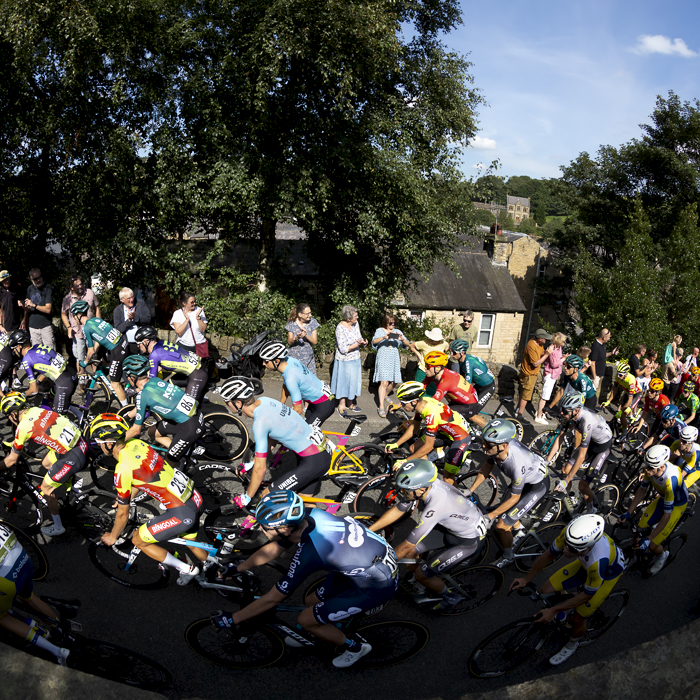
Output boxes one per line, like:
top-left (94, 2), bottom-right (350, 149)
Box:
top-left (70, 636), bottom-right (173, 690)
top-left (75, 492), bottom-right (160, 539)
top-left (440, 565), bottom-right (504, 615)
top-left (514, 522), bottom-right (564, 573)
top-left (591, 484), bottom-right (620, 519)
top-left (349, 473), bottom-right (416, 522)
top-left (330, 443), bottom-right (392, 482)
top-left (0, 520), bottom-right (48, 581)
top-left (620, 474), bottom-right (652, 514)
top-left (200, 412), bottom-right (249, 462)
top-left (117, 405), bottom-right (160, 440)
top-left (454, 471), bottom-right (498, 508)
top-left (351, 620), bottom-right (429, 669)
top-left (203, 505), bottom-right (267, 552)
top-left (528, 430), bottom-right (560, 459)
top-left (89, 453), bottom-right (117, 492)
top-left (85, 378), bottom-right (120, 415)
top-left (468, 618), bottom-right (549, 678)
top-left (579, 588), bottom-right (630, 646)
top-left (185, 618), bottom-right (285, 669)
top-left (664, 532), bottom-right (687, 569)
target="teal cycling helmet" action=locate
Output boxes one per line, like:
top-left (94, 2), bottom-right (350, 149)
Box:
top-left (395, 459), bottom-right (438, 490)
top-left (122, 354), bottom-right (150, 377)
top-left (559, 392), bottom-right (584, 412)
top-left (69, 300), bottom-right (90, 316)
top-left (564, 355), bottom-right (584, 370)
top-left (450, 339), bottom-right (470, 353)
top-left (482, 419), bottom-right (517, 444)
top-left (255, 490), bottom-right (305, 528)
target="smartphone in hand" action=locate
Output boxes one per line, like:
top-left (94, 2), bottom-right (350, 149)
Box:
top-left (388, 332), bottom-right (400, 340)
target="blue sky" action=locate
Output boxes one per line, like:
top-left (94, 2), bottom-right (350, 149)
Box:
top-left (447, 0), bottom-right (700, 180)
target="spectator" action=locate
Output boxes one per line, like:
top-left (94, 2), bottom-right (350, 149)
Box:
top-left (113, 287), bottom-right (152, 353)
top-left (578, 346), bottom-right (592, 375)
top-left (662, 350), bottom-right (680, 402)
top-left (684, 347), bottom-right (699, 371)
top-left (23, 268), bottom-right (54, 349)
top-left (170, 291), bottom-right (208, 357)
top-left (60, 276), bottom-right (100, 390)
top-left (448, 310), bottom-right (478, 352)
top-left (330, 305), bottom-right (367, 418)
top-left (628, 344), bottom-right (647, 378)
top-left (664, 335), bottom-right (682, 365)
top-left (0, 270), bottom-right (24, 333)
top-left (413, 327), bottom-right (449, 397)
top-left (638, 350), bottom-right (659, 394)
top-left (589, 328), bottom-right (618, 399)
top-left (534, 332), bottom-right (567, 424)
top-left (285, 303), bottom-right (319, 374)
top-left (371, 313), bottom-right (417, 417)
top-left (516, 328), bottom-right (552, 420)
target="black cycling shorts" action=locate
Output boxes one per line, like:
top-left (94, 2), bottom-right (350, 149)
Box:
top-left (53, 369), bottom-right (78, 414)
top-left (140, 491), bottom-right (203, 544)
top-left (419, 530), bottom-right (481, 577)
top-left (268, 449), bottom-right (332, 496)
top-left (45, 439), bottom-right (88, 487)
top-left (584, 395), bottom-right (597, 410)
top-left (185, 368), bottom-right (209, 405)
top-left (570, 438), bottom-right (611, 484)
top-left (501, 478), bottom-right (549, 527)
top-left (475, 381), bottom-right (495, 408)
top-left (305, 397), bottom-right (338, 429)
top-left (158, 412), bottom-right (204, 465)
top-left (107, 338), bottom-right (130, 382)
top-left (451, 402), bottom-right (482, 421)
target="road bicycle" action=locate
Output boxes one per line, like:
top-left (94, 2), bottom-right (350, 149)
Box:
top-left (0, 518), bottom-right (48, 580)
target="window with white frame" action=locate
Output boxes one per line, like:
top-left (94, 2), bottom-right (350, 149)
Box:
top-left (477, 314), bottom-right (495, 347)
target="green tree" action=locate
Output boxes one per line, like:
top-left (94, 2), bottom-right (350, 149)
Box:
top-left (473, 208), bottom-right (496, 226)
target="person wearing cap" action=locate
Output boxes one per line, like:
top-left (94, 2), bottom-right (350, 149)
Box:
top-left (0, 270), bottom-right (24, 335)
top-left (516, 329), bottom-right (552, 420)
top-left (413, 327), bottom-right (449, 398)
top-left (23, 268), bottom-right (55, 350)
top-left (60, 276), bottom-right (100, 390)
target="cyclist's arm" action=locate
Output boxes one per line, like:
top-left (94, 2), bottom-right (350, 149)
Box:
top-left (84, 343), bottom-right (99, 364)
top-left (410, 433), bottom-right (435, 460)
top-left (511, 548), bottom-right (556, 589)
top-left (394, 540), bottom-right (419, 559)
top-left (232, 585), bottom-right (287, 624)
top-left (546, 590), bottom-right (593, 618)
top-left (100, 503), bottom-right (131, 545)
top-left (235, 541), bottom-right (286, 572)
top-left (625, 483), bottom-right (650, 515)
top-left (369, 504), bottom-right (405, 532)
top-left (245, 418), bottom-right (272, 500)
top-left (469, 461), bottom-right (494, 492)
top-left (243, 455), bottom-right (267, 501)
top-left (548, 386), bottom-right (563, 409)
top-left (388, 421), bottom-right (416, 451)
top-left (2, 450), bottom-right (19, 469)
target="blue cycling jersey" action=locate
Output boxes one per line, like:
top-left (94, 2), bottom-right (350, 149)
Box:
top-left (459, 354), bottom-right (495, 387)
top-left (251, 396), bottom-right (322, 458)
top-left (656, 418), bottom-right (686, 441)
top-left (282, 357), bottom-right (332, 405)
top-left (276, 509), bottom-right (397, 596)
top-left (148, 340), bottom-right (201, 378)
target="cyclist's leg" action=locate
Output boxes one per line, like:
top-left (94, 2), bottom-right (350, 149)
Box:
top-left (415, 535), bottom-right (480, 594)
top-left (158, 413), bottom-right (204, 467)
top-left (451, 401), bottom-right (483, 426)
top-left (571, 573), bottom-right (622, 637)
top-left (267, 451), bottom-right (332, 497)
top-left (107, 340), bottom-right (129, 405)
top-left (40, 442), bottom-right (88, 531)
top-left (52, 369), bottom-right (77, 414)
top-left (305, 396), bottom-right (337, 429)
top-left (578, 439), bottom-right (612, 504)
top-left (495, 480), bottom-right (548, 557)
top-left (185, 368), bottom-right (209, 404)
top-left (443, 436), bottom-right (472, 484)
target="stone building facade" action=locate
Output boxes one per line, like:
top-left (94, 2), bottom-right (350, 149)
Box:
top-left (506, 195), bottom-right (530, 224)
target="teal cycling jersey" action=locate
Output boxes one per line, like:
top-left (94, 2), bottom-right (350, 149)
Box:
top-left (282, 357), bottom-right (332, 405)
top-left (134, 378), bottom-right (198, 426)
top-left (459, 354), bottom-right (495, 387)
top-left (84, 318), bottom-right (123, 351)
top-left (563, 372), bottom-right (596, 399)
top-left (148, 341), bottom-right (201, 377)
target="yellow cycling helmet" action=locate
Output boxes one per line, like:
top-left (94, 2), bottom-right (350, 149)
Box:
top-left (0, 392), bottom-right (27, 415)
top-left (423, 351), bottom-right (449, 367)
top-left (649, 378), bottom-right (664, 391)
top-left (692, 366), bottom-right (700, 376)
top-left (396, 381), bottom-right (426, 402)
top-left (90, 413), bottom-right (129, 443)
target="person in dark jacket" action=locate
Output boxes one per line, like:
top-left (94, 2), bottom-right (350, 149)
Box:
top-left (113, 287), bottom-right (152, 354)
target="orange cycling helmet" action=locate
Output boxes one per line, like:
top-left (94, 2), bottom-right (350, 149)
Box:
top-left (649, 378), bottom-right (664, 391)
top-left (423, 351), bottom-right (449, 367)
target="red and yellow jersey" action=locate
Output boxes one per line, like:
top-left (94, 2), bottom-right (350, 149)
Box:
top-left (425, 369), bottom-right (478, 405)
top-left (615, 372), bottom-right (641, 395)
top-left (12, 407), bottom-right (83, 461)
top-left (114, 439), bottom-right (194, 509)
top-left (644, 392), bottom-right (670, 416)
top-left (417, 397), bottom-right (470, 440)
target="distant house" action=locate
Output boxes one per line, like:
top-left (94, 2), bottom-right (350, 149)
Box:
top-left (506, 195), bottom-right (530, 224)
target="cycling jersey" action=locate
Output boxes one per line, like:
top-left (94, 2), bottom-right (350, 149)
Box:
top-left (562, 372), bottom-right (596, 399)
top-left (114, 439), bottom-right (196, 508)
top-left (671, 439), bottom-right (700, 480)
top-left (83, 318), bottom-right (123, 352)
top-left (425, 368), bottom-right (478, 405)
top-left (12, 407), bottom-right (83, 459)
top-left (614, 372), bottom-right (641, 395)
top-left (642, 462), bottom-right (688, 512)
top-left (251, 396), bottom-right (328, 458)
top-left (654, 417), bottom-right (686, 441)
top-left (397, 479), bottom-right (486, 550)
top-left (571, 407), bottom-right (612, 449)
top-left (417, 397), bottom-right (470, 441)
top-left (148, 340), bottom-right (201, 377)
top-left (20, 345), bottom-right (67, 382)
top-left (282, 357), bottom-right (333, 406)
top-left (0, 525), bottom-right (32, 617)
top-left (458, 355), bottom-right (495, 388)
top-left (487, 440), bottom-right (547, 495)
top-left (134, 378), bottom-right (198, 426)
top-left (644, 393), bottom-right (670, 416)
top-left (679, 392), bottom-right (700, 415)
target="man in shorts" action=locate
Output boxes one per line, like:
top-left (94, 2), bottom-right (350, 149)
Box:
top-left (517, 329), bottom-right (552, 421)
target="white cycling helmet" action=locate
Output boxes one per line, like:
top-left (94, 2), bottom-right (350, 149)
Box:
top-left (680, 425), bottom-right (699, 443)
top-left (564, 514), bottom-right (605, 552)
top-left (645, 444), bottom-right (670, 469)
top-left (219, 376), bottom-right (256, 401)
top-left (258, 341), bottom-right (288, 362)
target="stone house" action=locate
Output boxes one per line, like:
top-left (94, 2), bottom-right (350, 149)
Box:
top-left (506, 195), bottom-right (530, 224)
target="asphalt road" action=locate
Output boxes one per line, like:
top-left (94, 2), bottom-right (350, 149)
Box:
top-left (2, 379), bottom-right (699, 699)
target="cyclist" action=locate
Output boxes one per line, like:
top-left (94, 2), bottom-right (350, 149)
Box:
top-left (218, 376), bottom-right (332, 509)
top-left (367, 459), bottom-right (488, 610)
top-left (448, 339), bottom-right (496, 415)
top-left (469, 419), bottom-right (549, 569)
top-left (257, 341), bottom-right (338, 427)
top-left (690, 366), bottom-right (700, 397)
top-left (385, 381), bottom-right (473, 484)
top-left (134, 326), bottom-right (208, 405)
top-left (511, 514), bottom-right (625, 665)
top-left (0, 522), bottom-right (70, 664)
top-left (617, 444), bottom-right (688, 575)
top-left (549, 355), bottom-right (597, 411)
top-left (639, 404), bottom-right (686, 452)
top-left (421, 351), bottom-right (484, 427)
top-left (670, 425), bottom-right (700, 488)
top-left (632, 377), bottom-right (670, 435)
top-left (69, 307), bottom-right (130, 407)
top-left (121, 355), bottom-right (204, 468)
top-left (11, 331), bottom-right (78, 414)
top-left (678, 380), bottom-right (700, 426)
top-left (0, 331), bottom-right (20, 398)
top-left (0, 393), bottom-right (88, 537)
top-left (602, 360), bottom-right (643, 431)
top-left (547, 392), bottom-right (613, 513)
top-left (212, 490), bottom-right (398, 668)
top-left (93, 415), bottom-right (207, 585)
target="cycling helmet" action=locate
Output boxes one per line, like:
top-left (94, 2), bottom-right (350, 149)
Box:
top-left (683, 380), bottom-right (696, 393)
top-left (396, 381), bottom-right (425, 402)
top-left (219, 376), bottom-right (256, 401)
top-left (660, 404), bottom-right (679, 420)
top-left (564, 514), bottom-right (605, 552)
top-left (423, 350), bottom-right (449, 367)
top-left (90, 413), bottom-right (129, 443)
top-left (0, 392), bottom-right (27, 415)
top-left (69, 300), bottom-right (90, 316)
top-left (134, 326), bottom-right (159, 343)
top-left (559, 392), bottom-right (584, 413)
top-left (7, 329), bottom-right (30, 348)
top-left (481, 419), bottom-right (517, 444)
top-left (649, 378), bottom-right (664, 391)
top-left (615, 361), bottom-right (630, 375)
top-left (692, 366), bottom-right (700, 376)
top-left (564, 355), bottom-right (584, 370)
top-left (258, 341), bottom-right (288, 362)
top-left (645, 444), bottom-right (670, 468)
top-left (254, 490), bottom-right (305, 528)
top-left (121, 354), bottom-right (150, 377)
top-left (450, 339), bottom-right (470, 353)
top-left (394, 459), bottom-right (438, 491)
top-left (680, 425), bottom-right (699, 443)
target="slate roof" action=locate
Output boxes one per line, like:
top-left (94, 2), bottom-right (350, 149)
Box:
top-left (506, 195), bottom-right (530, 207)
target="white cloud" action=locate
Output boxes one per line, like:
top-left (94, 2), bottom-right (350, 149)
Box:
top-left (469, 136), bottom-right (497, 150)
top-left (471, 162), bottom-right (485, 169)
top-left (630, 34), bottom-right (697, 58)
